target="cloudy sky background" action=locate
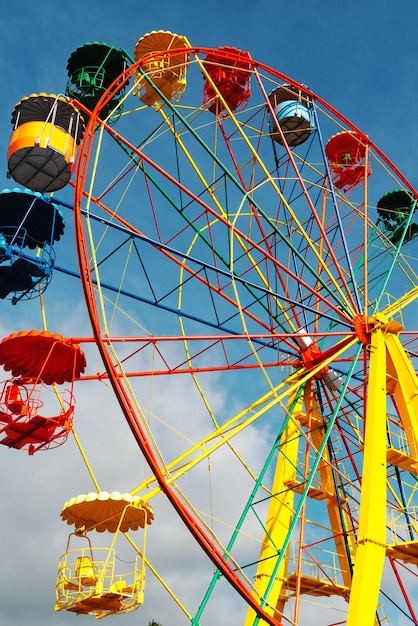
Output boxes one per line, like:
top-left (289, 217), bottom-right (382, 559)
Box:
top-left (0, 2), bottom-right (418, 626)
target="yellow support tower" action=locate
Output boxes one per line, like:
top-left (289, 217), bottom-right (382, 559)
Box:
top-left (346, 325), bottom-right (387, 625)
top-left (245, 313), bottom-right (418, 626)
top-left (245, 380), bottom-right (354, 625)
top-left (243, 388), bottom-right (301, 625)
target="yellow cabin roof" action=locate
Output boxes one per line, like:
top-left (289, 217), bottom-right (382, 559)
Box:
top-left (61, 491), bottom-right (154, 532)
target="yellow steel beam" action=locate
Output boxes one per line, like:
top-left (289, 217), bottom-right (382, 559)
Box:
top-left (244, 389), bottom-right (301, 626)
top-left (385, 332), bottom-right (418, 459)
top-left (346, 327), bottom-right (387, 626)
top-left (383, 285), bottom-right (418, 320)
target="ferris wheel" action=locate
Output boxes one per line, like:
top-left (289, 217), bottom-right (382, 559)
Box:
top-left (2, 30), bottom-right (418, 626)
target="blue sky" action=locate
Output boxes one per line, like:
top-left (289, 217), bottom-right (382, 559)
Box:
top-left (1, 1), bottom-right (417, 175)
top-left (1, 2), bottom-right (418, 626)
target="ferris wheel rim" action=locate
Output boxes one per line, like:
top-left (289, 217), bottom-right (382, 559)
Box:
top-left (68, 43), bottom-right (418, 625)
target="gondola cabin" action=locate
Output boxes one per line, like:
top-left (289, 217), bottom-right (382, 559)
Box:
top-left (325, 131), bottom-right (370, 191)
top-left (133, 31), bottom-right (190, 106)
top-left (0, 330), bottom-right (86, 453)
top-left (56, 492), bottom-right (154, 618)
top-left (202, 47), bottom-right (252, 115)
top-left (269, 84), bottom-right (312, 147)
top-left (7, 94), bottom-right (85, 193)
top-left (376, 189), bottom-right (418, 245)
top-left (0, 377), bottom-right (75, 454)
top-left (0, 188), bottom-right (65, 301)
top-left (66, 43), bottom-right (131, 123)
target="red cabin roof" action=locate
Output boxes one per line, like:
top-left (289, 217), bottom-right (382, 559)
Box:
top-left (0, 330), bottom-right (86, 385)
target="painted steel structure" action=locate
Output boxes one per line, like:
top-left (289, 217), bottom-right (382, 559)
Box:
top-left (3, 31), bottom-right (418, 625)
